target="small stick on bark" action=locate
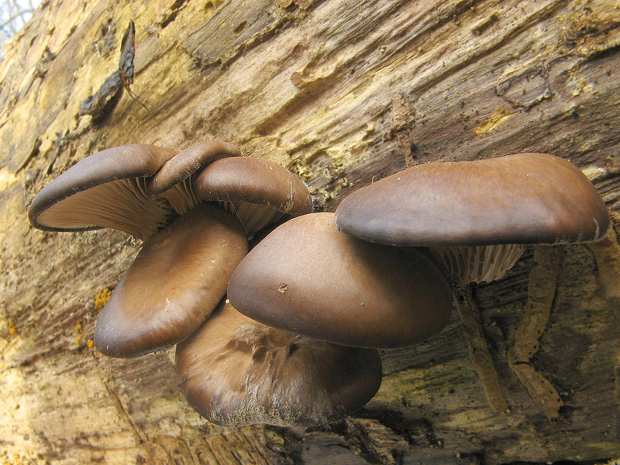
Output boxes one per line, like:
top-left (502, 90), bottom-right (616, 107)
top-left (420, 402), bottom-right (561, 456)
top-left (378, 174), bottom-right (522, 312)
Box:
top-left (508, 245), bottom-right (565, 420)
top-left (587, 226), bottom-right (620, 300)
top-left (454, 286), bottom-right (508, 413)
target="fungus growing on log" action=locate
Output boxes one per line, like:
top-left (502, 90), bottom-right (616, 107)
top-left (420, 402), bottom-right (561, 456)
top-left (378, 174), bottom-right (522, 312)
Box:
top-left (228, 212), bottom-right (453, 349)
top-left (333, 152), bottom-right (616, 417)
top-left (29, 141), bottom-right (313, 358)
top-left (176, 299), bottom-right (382, 426)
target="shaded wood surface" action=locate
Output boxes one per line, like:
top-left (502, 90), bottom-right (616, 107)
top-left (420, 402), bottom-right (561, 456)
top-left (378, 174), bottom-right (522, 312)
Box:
top-left (1, 0), bottom-right (620, 463)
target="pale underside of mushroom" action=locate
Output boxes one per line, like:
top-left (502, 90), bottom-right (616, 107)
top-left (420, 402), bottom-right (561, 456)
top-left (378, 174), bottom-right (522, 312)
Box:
top-left (430, 243), bottom-right (528, 285)
top-left (157, 178), bottom-right (285, 237)
top-left (36, 177), bottom-right (174, 241)
top-left (28, 143), bottom-right (181, 241)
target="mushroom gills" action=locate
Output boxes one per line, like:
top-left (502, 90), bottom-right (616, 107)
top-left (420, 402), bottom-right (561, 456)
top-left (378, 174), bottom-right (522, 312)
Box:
top-left (429, 243), bottom-right (528, 285)
top-left (35, 177), bottom-right (173, 240)
top-left (157, 175), bottom-right (202, 215)
top-left (219, 200), bottom-right (284, 237)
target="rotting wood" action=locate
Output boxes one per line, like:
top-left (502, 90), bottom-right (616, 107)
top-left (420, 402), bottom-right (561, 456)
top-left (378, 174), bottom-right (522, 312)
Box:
top-left (1, 0), bottom-right (620, 463)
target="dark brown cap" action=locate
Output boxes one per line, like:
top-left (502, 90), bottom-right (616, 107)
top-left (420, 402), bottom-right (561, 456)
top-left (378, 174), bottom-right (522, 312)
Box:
top-left (148, 141), bottom-right (242, 214)
top-left (149, 141), bottom-right (241, 195)
top-left (95, 204), bottom-right (248, 357)
top-left (335, 153), bottom-right (610, 247)
top-left (176, 299), bottom-right (382, 426)
top-left (194, 157), bottom-right (313, 236)
top-left (228, 212), bottom-right (453, 348)
top-left (29, 144), bottom-right (178, 241)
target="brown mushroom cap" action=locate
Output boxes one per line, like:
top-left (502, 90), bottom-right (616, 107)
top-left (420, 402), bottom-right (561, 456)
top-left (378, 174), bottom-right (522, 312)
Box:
top-left (227, 212), bottom-right (453, 349)
top-left (149, 141), bottom-right (241, 195)
top-left (335, 153), bottom-right (610, 247)
top-left (194, 157), bottom-right (313, 236)
top-left (148, 141), bottom-right (242, 215)
top-left (29, 144), bottom-right (179, 241)
top-left (176, 299), bottom-right (382, 427)
top-left (95, 204), bottom-right (248, 358)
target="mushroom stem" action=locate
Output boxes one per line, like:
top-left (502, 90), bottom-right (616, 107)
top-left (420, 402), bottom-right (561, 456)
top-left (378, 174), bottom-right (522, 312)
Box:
top-left (587, 225), bottom-right (620, 300)
top-left (507, 245), bottom-right (564, 420)
top-left (454, 286), bottom-right (508, 413)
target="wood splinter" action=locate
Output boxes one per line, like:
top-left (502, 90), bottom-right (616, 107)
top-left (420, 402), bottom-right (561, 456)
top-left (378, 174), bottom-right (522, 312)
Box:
top-left (508, 245), bottom-right (565, 420)
top-left (587, 226), bottom-right (620, 300)
top-left (454, 286), bottom-right (508, 413)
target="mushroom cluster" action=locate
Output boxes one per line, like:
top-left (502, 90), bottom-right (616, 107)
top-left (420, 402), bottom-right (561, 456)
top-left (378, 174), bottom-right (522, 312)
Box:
top-left (31, 146), bottom-right (617, 425)
top-left (29, 141), bottom-right (382, 426)
top-left (227, 152), bottom-right (617, 419)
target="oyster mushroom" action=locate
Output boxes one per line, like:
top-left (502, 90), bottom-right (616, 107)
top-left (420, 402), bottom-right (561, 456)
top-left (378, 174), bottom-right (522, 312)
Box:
top-left (333, 152), bottom-right (612, 417)
top-left (334, 152), bottom-right (610, 285)
top-left (95, 204), bottom-right (248, 357)
top-left (28, 143), bottom-right (179, 241)
top-left (194, 157), bottom-right (314, 236)
top-left (228, 212), bottom-right (453, 349)
top-left (176, 299), bottom-right (382, 427)
top-left (28, 141), bottom-right (242, 241)
top-left (29, 141), bottom-right (313, 357)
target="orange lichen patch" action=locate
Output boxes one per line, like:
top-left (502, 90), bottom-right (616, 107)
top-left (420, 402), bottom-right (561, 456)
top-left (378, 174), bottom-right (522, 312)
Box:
top-left (3, 453), bottom-right (23, 465)
top-left (473, 109), bottom-right (513, 135)
top-left (87, 339), bottom-right (95, 348)
top-left (94, 288), bottom-right (112, 311)
top-left (75, 321), bottom-right (83, 347)
top-left (7, 319), bottom-right (16, 335)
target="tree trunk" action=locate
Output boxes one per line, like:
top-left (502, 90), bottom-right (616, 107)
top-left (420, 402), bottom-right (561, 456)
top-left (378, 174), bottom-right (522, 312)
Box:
top-left (1, 0), bottom-right (619, 464)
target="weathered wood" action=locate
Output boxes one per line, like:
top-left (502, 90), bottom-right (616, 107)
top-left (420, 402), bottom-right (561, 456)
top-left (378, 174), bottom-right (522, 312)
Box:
top-left (1, 0), bottom-right (620, 463)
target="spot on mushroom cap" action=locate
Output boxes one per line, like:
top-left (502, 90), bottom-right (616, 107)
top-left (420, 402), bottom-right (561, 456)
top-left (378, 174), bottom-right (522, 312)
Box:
top-left (29, 144), bottom-right (179, 240)
top-left (335, 153), bottom-right (610, 247)
top-left (228, 212), bottom-right (453, 349)
top-left (176, 300), bottom-right (382, 427)
top-left (94, 204), bottom-right (248, 358)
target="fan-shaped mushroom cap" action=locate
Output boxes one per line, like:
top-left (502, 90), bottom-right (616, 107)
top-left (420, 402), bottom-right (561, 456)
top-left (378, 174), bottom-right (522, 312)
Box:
top-left (149, 141), bottom-right (241, 195)
top-left (194, 157), bottom-right (313, 236)
top-left (228, 212), bottom-right (453, 348)
top-left (95, 204), bottom-right (248, 358)
top-left (335, 153), bottom-right (610, 284)
top-left (148, 141), bottom-right (242, 215)
top-left (29, 144), bottom-right (179, 241)
top-left (176, 299), bottom-right (382, 427)
top-left (335, 153), bottom-right (609, 247)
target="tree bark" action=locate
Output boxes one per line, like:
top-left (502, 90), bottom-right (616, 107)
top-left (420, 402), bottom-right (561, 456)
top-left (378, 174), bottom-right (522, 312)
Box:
top-left (1, 0), bottom-right (620, 464)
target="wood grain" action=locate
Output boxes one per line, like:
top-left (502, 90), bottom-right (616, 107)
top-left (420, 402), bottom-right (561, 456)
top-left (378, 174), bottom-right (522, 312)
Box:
top-left (1, 0), bottom-right (619, 463)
